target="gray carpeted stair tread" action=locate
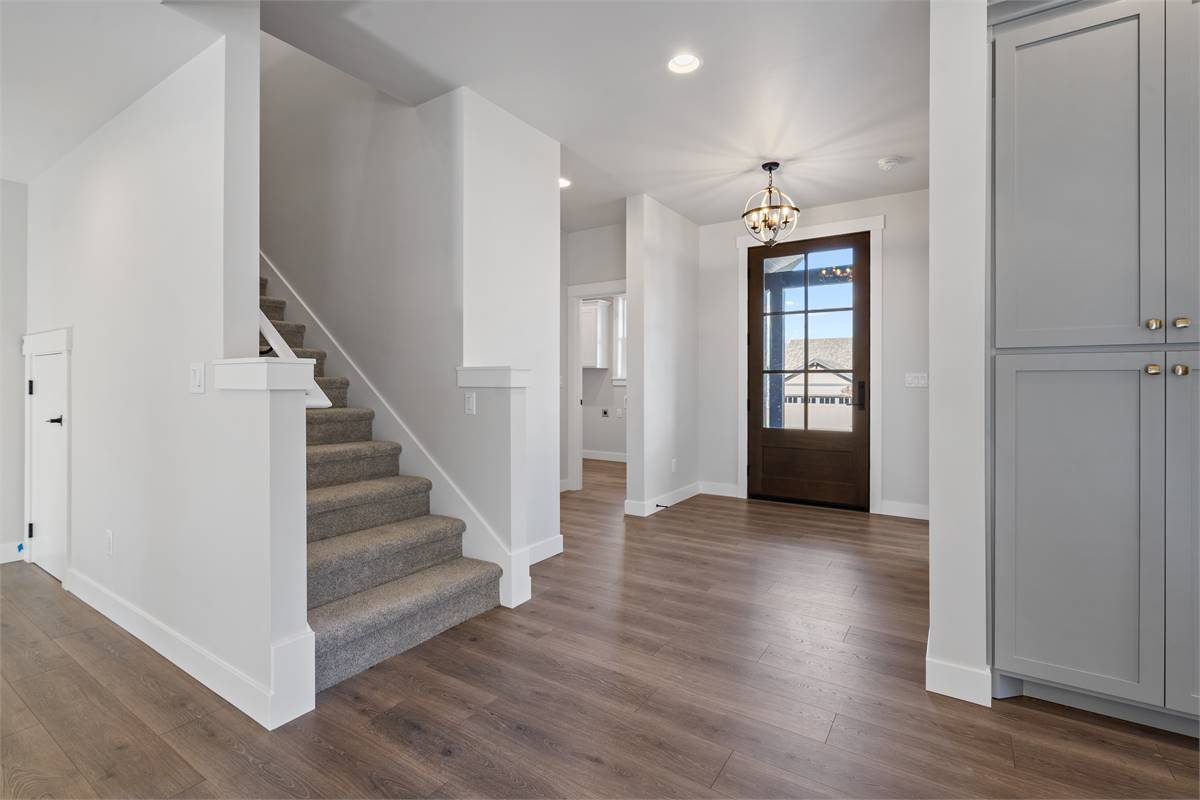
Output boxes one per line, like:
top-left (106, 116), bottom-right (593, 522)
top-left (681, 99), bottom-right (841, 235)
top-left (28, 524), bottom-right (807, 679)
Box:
top-left (307, 475), bottom-right (431, 516)
top-left (308, 515), bottom-right (464, 577)
top-left (307, 406), bottom-right (373, 424)
top-left (315, 377), bottom-right (349, 407)
top-left (260, 320), bottom-right (306, 349)
top-left (307, 440), bottom-right (401, 465)
top-left (310, 557), bottom-right (501, 655)
top-left (260, 296), bottom-right (286, 321)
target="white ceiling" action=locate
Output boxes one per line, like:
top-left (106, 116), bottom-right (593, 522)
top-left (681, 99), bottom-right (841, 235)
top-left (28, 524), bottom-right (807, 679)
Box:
top-left (264, 1), bottom-right (930, 231)
top-left (1, 1), bottom-right (219, 183)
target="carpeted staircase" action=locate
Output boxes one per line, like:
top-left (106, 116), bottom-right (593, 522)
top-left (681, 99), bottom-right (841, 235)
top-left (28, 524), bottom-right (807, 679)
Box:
top-left (260, 276), bottom-right (502, 692)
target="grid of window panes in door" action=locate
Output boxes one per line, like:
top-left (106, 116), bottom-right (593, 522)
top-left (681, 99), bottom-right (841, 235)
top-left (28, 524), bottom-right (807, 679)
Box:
top-left (762, 248), bottom-right (855, 432)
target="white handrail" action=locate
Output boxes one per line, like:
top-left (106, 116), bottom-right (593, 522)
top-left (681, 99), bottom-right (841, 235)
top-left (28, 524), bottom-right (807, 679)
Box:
top-left (260, 310), bottom-right (331, 408)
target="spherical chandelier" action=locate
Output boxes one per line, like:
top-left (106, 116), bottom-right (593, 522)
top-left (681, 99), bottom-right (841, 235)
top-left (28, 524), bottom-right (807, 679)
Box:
top-left (742, 161), bottom-right (799, 246)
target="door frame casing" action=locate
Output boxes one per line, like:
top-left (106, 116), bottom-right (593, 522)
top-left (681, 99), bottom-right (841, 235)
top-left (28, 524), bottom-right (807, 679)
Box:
top-left (22, 327), bottom-right (72, 570)
top-left (564, 279), bottom-right (627, 493)
top-left (736, 216), bottom-right (888, 514)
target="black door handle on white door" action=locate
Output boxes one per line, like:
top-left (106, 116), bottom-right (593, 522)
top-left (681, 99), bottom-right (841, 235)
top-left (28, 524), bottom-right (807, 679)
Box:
top-left (46, 416), bottom-right (63, 425)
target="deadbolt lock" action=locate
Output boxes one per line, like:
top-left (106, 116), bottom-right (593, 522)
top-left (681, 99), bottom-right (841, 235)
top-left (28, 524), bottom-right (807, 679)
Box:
top-left (1146, 364), bottom-right (1163, 375)
top-left (1172, 364), bottom-right (1191, 377)
top-left (1174, 316), bottom-right (1192, 329)
top-left (1146, 318), bottom-right (1163, 330)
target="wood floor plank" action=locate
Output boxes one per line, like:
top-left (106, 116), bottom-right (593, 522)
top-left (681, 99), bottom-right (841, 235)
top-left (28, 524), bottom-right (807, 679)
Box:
top-left (0, 676), bottom-right (39, 738)
top-left (10, 663), bottom-right (202, 798)
top-left (0, 565), bottom-right (107, 639)
top-left (711, 751), bottom-right (838, 799)
top-left (55, 624), bottom-right (223, 735)
top-left (1, 723), bottom-right (99, 799)
top-left (0, 599), bottom-right (74, 681)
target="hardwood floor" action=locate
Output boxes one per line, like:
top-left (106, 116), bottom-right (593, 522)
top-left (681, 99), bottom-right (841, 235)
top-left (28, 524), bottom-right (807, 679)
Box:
top-left (2, 458), bottom-right (1196, 798)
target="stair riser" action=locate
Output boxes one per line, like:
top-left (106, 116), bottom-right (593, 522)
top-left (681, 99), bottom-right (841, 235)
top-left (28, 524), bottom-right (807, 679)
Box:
top-left (308, 534), bottom-right (462, 609)
top-left (320, 384), bottom-right (348, 407)
top-left (306, 417), bottom-right (369, 444)
top-left (314, 577), bottom-right (498, 691)
top-left (259, 276), bottom-right (268, 294)
top-left (259, 327), bottom-right (305, 349)
top-left (308, 494), bottom-right (430, 542)
top-left (307, 454), bottom-right (399, 489)
top-left (260, 297), bottom-right (286, 321)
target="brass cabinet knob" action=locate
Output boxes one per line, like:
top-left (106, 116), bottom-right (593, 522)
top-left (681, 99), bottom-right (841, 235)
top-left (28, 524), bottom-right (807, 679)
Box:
top-left (1146, 318), bottom-right (1164, 330)
top-left (1174, 316), bottom-right (1192, 329)
top-left (1172, 364), bottom-right (1191, 377)
top-left (1146, 364), bottom-right (1163, 375)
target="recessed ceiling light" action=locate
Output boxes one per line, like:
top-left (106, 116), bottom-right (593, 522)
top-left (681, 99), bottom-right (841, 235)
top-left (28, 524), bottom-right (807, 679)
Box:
top-left (667, 53), bottom-right (702, 74)
top-left (558, 177), bottom-right (572, 189)
top-left (877, 156), bottom-right (905, 172)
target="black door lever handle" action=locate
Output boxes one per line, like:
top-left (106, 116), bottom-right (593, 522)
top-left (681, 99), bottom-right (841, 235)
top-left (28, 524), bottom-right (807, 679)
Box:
top-left (46, 416), bottom-right (63, 425)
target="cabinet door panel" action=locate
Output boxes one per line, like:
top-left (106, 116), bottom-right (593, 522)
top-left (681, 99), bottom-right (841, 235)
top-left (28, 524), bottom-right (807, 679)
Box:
top-left (995, 353), bottom-right (1164, 704)
top-left (1167, 0), bottom-right (1199, 344)
top-left (1166, 351), bottom-right (1199, 715)
top-left (995, 2), bottom-right (1165, 347)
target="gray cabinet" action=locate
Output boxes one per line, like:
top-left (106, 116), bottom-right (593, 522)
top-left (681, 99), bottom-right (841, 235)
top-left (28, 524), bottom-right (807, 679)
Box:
top-left (1166, 0), bottom-right (1199, 345)
top-left (994, 353), bottom-right (1165, 705)
top-left (994, 2), bottom-right (1165, 348)
top-left (1166, 351), bottom-right (1199, 715)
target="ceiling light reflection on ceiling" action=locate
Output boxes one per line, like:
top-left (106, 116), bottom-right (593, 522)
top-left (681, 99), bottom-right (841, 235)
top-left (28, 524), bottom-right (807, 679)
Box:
top-left (667, 53), bottom-right (702, 74)
top-left (558, 177), bottom-right (572, 188)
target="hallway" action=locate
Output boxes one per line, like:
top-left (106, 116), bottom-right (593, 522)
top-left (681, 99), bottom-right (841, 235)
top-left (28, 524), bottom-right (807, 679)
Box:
top-left (1, 460), bottom-right (1195, 797)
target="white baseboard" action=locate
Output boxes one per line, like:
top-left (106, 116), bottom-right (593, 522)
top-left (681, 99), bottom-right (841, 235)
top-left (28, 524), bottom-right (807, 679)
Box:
top-left (925, 651), bottom-right (993, 707)
top-left (64, 568), bottom-right (311, 730)
top-left (625, 482), bottom-right (700, 517)
top-left (527, 534), bottom-right (563, 564)
top-left (876, 500), bottom-right (930, 520)
top-left (560, 478), bottom-right (572, 492)
top-left (1, 541), bottom-right (26, 564)
top-left (582, 449), bottom-right (626, 463)
top-left (698, 481), bottom-right (745, 499)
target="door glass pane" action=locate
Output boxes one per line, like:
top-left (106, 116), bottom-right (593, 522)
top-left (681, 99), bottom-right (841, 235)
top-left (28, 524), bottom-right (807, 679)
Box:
top-left (763, 373), bottom-right (805, 429)
top-left (763, 254), bottom-right (806, 312)
top-left (806, 311), bottom-right (852, 370)
top-left (807, 248), bottom-right (855, 310)
top-left (808, 372), bottom-right (854, 432)
top-left (763, 315), bottom-right (805, 371)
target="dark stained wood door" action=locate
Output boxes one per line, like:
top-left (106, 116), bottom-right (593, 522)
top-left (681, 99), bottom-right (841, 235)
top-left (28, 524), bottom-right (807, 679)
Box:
top-left (749, 232), bottom-right (870, 509)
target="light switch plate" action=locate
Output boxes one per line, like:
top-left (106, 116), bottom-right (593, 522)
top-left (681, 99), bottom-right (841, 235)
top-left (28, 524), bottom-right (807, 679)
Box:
top-left (904, 372), bottom-right (929, 388)
top-left (189, 363), bottom-right (205, 394)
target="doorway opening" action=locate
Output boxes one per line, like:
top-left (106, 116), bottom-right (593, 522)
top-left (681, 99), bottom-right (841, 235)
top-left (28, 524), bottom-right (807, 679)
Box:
top-left (748, 232), bottom-right (870, 509)
top-left (565, 280), bottom-right (628, 495)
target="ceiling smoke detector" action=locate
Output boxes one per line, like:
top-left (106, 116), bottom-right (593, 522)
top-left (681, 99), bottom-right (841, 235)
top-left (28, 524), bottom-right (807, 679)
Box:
top-left (877, 156), bottom-right (905, 172)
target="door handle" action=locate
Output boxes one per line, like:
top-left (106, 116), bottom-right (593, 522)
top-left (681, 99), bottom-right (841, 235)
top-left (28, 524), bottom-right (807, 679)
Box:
top-left (1172, 364), bottom-right (1191, 377)
top-left (1146, 318), bottom-right (1163, 330)
top-left (1145, 364), bottom-right (1163, 375)
top-left (45, 416), bottom-right (63, 425)
top-left (1174, 316), bottom-right (1192, 329)
top-left (857, 381), bottom-right (865, 410)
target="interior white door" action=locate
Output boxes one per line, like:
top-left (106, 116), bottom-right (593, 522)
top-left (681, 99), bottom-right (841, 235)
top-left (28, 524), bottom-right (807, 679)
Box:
top-left (30, 352), bottom-right (68, 580)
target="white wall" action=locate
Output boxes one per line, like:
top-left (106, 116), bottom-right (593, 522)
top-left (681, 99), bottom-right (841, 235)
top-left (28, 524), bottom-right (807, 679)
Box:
top-left (260, 37), bottom-right (560, 602)
top-left (925, 0), bottom-right (991, 705)
top-left (24, 38), bottom-right (307, 727)
top-left (1, 180), bottom-right (26, 558)
top-left (696, 189), bottom-right (931, 513)
top-left (565, 223), bottom-right (625, 285)
top-left (626, 195), bottom-right (700, 514)
top-left (581, 333), bottom-right (626, 458)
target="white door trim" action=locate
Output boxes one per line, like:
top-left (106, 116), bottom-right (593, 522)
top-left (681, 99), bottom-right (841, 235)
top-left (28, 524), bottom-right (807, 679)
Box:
top-left (565, 280), bottom-right (627, 492)
top-left (737, 216), bottom-right (885, 512)
top-left (22, 328), bottom-right (73, 570)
